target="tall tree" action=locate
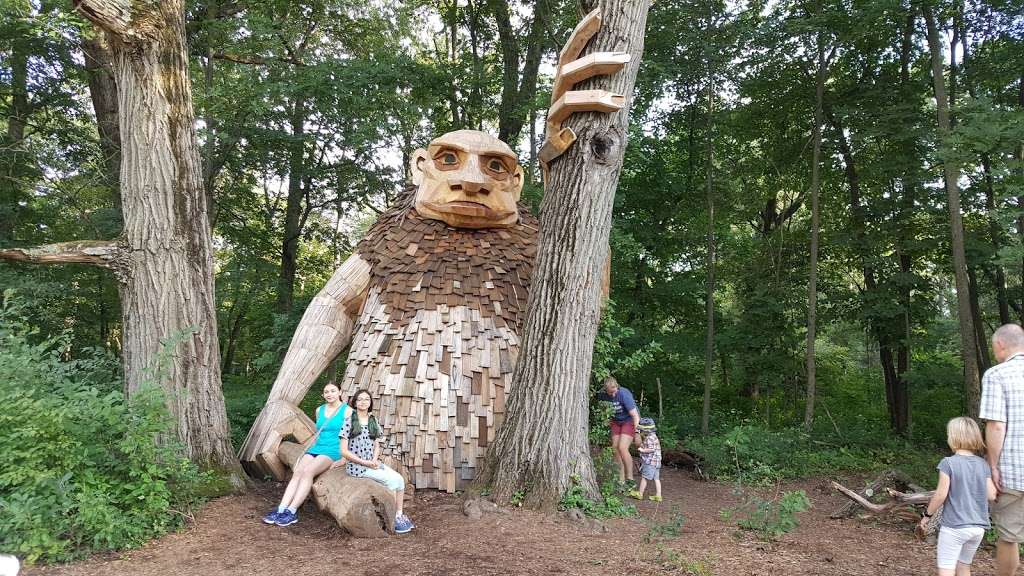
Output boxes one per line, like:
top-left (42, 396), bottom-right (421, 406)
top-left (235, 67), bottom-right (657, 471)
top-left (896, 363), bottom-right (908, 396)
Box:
top-left (478, 0), bottom-right (651, 506)
top-left (1, 0), bottom-right (242, 482)
top-left (489, 0), bottom-right (552, 145)
top-left (804, 18), bottom-right (828, 432)
top-left (923, 3), bottom-right (980, 413)
top-left (0, 7), bottom-right (30, 244)
top-left (81, 31), bottom-right (121, 215)
top-left (701, 76), bottom-right (716, 437)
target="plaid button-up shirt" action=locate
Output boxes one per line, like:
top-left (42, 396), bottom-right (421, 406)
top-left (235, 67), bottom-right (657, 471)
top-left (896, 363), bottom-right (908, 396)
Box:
top-left (980, 353), bottom-right (1024, 491)
top-left (640, 433), bottom-right (662, 468)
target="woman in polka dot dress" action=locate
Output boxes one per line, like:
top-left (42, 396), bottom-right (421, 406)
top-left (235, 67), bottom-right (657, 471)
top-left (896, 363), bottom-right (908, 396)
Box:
top-left (340, 389), bottom-right (415, 534)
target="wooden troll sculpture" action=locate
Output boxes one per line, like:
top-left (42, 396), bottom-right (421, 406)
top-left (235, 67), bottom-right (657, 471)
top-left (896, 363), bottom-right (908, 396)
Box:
top-left (240, 8), bottom-right (628, 534)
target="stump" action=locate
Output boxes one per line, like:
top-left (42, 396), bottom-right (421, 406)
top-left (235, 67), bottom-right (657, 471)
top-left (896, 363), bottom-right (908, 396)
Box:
top-left (279, 441), bottom-right (398, 537)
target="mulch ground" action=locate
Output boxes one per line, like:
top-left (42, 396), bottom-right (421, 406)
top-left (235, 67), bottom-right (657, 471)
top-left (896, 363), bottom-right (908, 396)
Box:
top-left (24, 467), bottom-right (992, 576)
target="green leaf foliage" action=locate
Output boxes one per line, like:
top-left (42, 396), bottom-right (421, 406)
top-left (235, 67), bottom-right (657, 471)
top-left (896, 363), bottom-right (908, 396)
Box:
top-left (0, 296), bottom-right (209, 564)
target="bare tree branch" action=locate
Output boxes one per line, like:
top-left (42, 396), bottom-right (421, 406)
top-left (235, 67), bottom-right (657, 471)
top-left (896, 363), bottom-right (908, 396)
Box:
top-left (0, 240), bottom-right (121, 268)
top-left (211, 52), bottom-right (307, 67)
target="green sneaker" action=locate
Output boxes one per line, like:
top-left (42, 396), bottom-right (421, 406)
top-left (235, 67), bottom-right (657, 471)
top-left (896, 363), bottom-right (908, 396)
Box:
top-left (649, 495), bottom-right (662, 502)
top-left (628, 490), bottom-right (643, 500)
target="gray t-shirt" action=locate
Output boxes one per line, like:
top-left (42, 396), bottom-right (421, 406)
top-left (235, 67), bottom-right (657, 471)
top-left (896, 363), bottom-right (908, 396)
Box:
top-left (937, 454), bottom-right (991, 529)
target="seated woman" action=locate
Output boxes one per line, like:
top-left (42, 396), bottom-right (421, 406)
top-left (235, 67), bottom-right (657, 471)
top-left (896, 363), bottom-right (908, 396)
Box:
top-left (340, 389), bottom-right (415, 534)
top-left (262, 381), bottom-right (349, 527)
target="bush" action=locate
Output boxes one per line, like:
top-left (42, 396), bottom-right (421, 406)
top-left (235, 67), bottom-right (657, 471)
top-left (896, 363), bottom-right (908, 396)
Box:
top-left (721, 489), bottom-right (812, 540)
top-left (690, 422), bottom-right (942, 486)
top-left (0, 296), bottom-right (208, 564)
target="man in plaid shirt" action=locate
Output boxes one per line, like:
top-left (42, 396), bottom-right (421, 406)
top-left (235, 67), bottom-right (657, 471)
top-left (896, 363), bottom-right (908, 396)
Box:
top-left (980, 323), bottom-right (1024, 576)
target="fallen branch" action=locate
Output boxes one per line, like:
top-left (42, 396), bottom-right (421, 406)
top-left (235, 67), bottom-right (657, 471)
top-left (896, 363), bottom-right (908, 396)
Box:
top-left (831, 480), bottom-right (902, 513)
top-left (830, 469), bottom-right (920, 519)
top-left (887, 487), bottom-right (934, 505)
top-left (0, 240), bottom-right (122, 268)
top-left (832, 476), bottom-right (942, 536)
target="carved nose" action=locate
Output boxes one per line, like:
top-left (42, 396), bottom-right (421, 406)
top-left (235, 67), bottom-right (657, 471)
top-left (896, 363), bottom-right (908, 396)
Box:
top-left (449, 178), bottom-right (491, 196)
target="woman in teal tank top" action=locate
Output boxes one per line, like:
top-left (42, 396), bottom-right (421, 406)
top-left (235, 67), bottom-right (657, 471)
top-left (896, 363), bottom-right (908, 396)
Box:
top-left (262, 382), bottom-right (349, 527)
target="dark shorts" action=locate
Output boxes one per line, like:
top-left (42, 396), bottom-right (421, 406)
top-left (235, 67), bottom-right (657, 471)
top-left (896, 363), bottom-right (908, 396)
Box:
top-left (610, 420), bottom-right (635, 437)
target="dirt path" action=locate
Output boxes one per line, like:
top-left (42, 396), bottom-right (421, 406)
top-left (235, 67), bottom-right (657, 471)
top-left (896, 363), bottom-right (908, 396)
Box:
top-left (25, 468), bottom-right (988, 575)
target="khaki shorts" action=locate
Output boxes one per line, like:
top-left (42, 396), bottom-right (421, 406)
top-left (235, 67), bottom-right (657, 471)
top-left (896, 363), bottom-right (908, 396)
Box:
top-left (992, 488), bottom-right (1024, 542)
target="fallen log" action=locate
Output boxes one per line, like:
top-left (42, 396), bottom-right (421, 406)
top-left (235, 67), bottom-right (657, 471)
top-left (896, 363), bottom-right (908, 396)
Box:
top-left (278, 441), bottom-right (398, 537)
top-left (662, 447), bottom-right (708, 480)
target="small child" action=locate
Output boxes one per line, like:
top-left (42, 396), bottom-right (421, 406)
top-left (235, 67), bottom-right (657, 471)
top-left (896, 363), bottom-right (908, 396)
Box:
top-left (918, 417), bottom-right (997, 576)
top-left (630, 417), bottom-right (662, 502)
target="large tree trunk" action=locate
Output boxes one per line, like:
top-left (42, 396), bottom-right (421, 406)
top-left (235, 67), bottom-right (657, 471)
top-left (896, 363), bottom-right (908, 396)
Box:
top-left (476, 0), bottom-right (651, 508)
top-left (65, 0), bottom-right (241, 481)
top-left (923, 6), bottom-right (980, 414)
top-left (804, 27), bottom-right (826, 433)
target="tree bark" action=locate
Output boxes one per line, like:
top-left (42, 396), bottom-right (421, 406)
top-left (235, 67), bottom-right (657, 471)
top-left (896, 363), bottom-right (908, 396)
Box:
top-left (701, 77), bottom-right (715, 437)
top-left (69, 0), bottom-right (242, 482)
top-left (0, 29), bottom-right (29, 243)
top-left (804, 27), bottom-right (826, 433)
top-left (981, 153), bottom-right (1011, 324)
top-left (923, 5), bottom-right (980, 414)
top-left (81, 32), bottom-right (122, 216)
top-left (477, 0), bottom-right (651, 507)
top-left (276, 94), bottom-right (308, 313)
top-left (1018, 77), bottom-right (1024, 323)
top-left (967, 266), bottom-right (991, 372)
top-left (490, 0), bottom-right (551, 145)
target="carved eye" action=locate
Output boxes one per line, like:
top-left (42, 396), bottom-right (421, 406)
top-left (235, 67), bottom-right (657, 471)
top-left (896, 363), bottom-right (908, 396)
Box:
top-left (487, 158), bottom-right (507, 173)
top-left (433, 149), bottom-right (461, 171)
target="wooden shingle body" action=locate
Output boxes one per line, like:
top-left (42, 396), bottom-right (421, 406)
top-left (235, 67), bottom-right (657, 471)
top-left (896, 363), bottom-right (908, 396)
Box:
top-left (340, 206), bottom-right (538, 491)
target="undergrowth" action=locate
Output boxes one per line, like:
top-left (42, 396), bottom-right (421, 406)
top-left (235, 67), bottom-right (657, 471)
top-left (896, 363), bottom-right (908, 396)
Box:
top-left (559, 448), bottom-right (637, 518)
top-left (0, 294), bottom-right (209, 564)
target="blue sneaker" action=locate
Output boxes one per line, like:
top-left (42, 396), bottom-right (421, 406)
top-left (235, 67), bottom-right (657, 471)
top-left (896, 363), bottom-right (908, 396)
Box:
top-left (275, 509), bottom-right (298, 527)
top-left (262, 509), bottom-right (281, 525)
top-left (394, 514), bottom-right (414, 534)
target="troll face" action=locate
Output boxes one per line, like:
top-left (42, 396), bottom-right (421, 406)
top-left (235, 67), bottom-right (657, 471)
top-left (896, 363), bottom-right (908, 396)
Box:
top-left (410, 130), bottom-right (524, 229)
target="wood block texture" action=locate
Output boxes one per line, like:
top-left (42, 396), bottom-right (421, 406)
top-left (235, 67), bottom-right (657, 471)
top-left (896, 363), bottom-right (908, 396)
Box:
top-left (340, 203), bottom-right (538, 491)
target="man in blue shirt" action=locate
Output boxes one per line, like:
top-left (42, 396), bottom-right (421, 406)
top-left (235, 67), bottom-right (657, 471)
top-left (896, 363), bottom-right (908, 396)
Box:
top-left (596, 376), bottom-right (641, 487)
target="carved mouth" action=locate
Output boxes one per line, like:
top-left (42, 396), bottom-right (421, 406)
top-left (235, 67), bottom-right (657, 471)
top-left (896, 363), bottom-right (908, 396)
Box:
top-left (425, 201), bottom-right (512, 219)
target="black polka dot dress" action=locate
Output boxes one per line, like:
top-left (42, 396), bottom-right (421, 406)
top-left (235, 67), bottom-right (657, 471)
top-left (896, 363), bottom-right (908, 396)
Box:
top-left (341, 416), bottom-right (376, 477)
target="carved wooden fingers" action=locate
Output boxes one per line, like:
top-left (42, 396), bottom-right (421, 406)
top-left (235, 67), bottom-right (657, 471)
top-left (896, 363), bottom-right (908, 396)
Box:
top-left (538, 8), bottom-right (631, 176)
